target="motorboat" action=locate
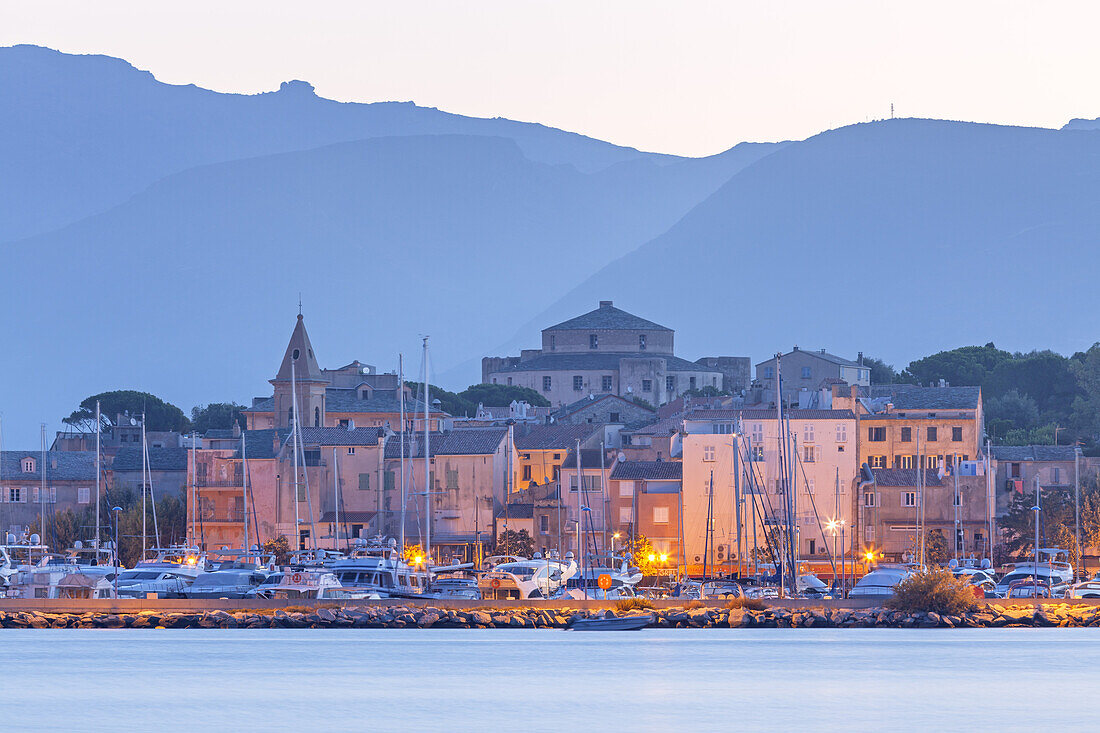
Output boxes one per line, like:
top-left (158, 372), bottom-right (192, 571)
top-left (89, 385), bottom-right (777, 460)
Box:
top-left (1065, 573), bottom-right (1100, 599)
top-left (1006, 577), bottom-right (1059, 599)
top-left (560, 556), bottom-right (642, 600)
top-left (848, 564), bottom-right (916, 598)
top-left (0, 532), bottom-right (49, 591)
top-left (115, 545), bottom-right (208, 598)
top-left (247, 569), bottom-right (344, 599)
top-left (330, 537), bottom-right (434, 598)
top-left (565, 611), bottom-right (653, 631)
top-left (797, 573), bottom-right (832, 599)
top-left (5, 543), bottom-right (119, 599)
top-left (181, 567), bottom-right (273, 599)
top-left (995, 549), bottom-right (1073, 598)
top-left (429, 573), bottom-right (481, 600)
top-left (477, 552), bottom-right (577, 600)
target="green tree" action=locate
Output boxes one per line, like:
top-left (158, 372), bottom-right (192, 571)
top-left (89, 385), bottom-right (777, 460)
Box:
top-left (861, 356), bottom-right (899, 385)
top-left (626, 534), bottom-right (659, 576)
top-left (986, 389), bottom-right (1040, 432)
top-left (263, 535), bottom-right (291, 565)
top-left (1069, 344), bottom-right (1100, 440)
top-left (64, 390), bottom-right (190, 433)
top-left (190, 402), bottom-right (247, 433)
top-left (999, 479), bottom-right (1100, 568)
top-left (495, 529), bottom-right (534, 558)
top-left (457, 384), bottom-right (550, 408)
top-left (924, 529), bottom-right (950, 564)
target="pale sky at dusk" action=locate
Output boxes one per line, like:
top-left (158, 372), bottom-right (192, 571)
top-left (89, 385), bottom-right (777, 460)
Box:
top-left (3, 1), bottom-right (1099, 157)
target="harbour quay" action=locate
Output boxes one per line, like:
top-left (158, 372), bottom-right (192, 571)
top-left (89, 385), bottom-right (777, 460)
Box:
top-left (4, 600), bottom-right (1100, 630)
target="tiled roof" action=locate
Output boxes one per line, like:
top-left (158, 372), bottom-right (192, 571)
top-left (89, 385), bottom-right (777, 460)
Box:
top-left (0, 451), bottom-right (98, 482)
top-left (319, 510), bottom-right (376, 524)
top-left (546, 302), bottom-right (671, 332)
top-left (497, 503), bottom-right (534, 520)
top-left (626, 416), bottom-right (680, 436)
top-left (493, 352), bottom-right (714, 374)
top-left (870, 468), bottom-right (943, 487)
top-left (112, 447), bottom-right (189, 472)
top-left (243, 390), bottom-right (445, 416)
top-left (685, 408), bottom-right (856, 421)
top-left (551, 393), bottom-right (653, 420)
top-left (562, 449), bottom-right (609, 470)
top-left (202, 429), bottom-right (238, 439)
top-left (242, 429), bottom-right (280, 459)
top-left (383, 428), bottom-right (507, 458)
top-left (514, 423), bottom-right (603, 450)
top-left (757, 350), bottom-right (860, 368)
top-left (862, 385), bottom-right (981, 410)
top-left (295, 427), bottom-right (385, 447)
top-left (610, 461), bottom-right (682, 481)
top-left (991, 445), bottom-right (1078, 462)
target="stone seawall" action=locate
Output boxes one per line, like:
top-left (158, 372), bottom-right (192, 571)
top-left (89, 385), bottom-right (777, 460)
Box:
top-left (3, 603), bottom-right (1099, 629)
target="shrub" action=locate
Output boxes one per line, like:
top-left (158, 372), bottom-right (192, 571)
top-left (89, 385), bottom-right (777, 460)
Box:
top-left (885, 568), bottom-right (977, 616)
top-left (725, 597), bottom-right (765, 611)
top-left (615, 598), bottom-right (655, 612)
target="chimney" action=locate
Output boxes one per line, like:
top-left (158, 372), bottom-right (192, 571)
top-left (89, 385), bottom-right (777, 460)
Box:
top-left (792, 345), bottom-right (799, 351)
top-left (599, 300), bottom-right (613, 309)
top-left (232, 422), bottom-right (241, 439)
top-left (858, 351), bottom-right (864, 365)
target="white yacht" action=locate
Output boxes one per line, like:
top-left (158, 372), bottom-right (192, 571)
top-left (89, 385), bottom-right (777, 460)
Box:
top-left (560, 556), bottom-right (642, 600)
top-left (330, 537), bottom-right (434, 598)
top-left (247, 568), bottom-right (346, 599)
top-left (114, 545), bottom-right (209, 599)
top-left (478, 552), bottom-right (578, 600)
top-left (848, 564), bottom-right (916, 598)
top-left (0, 533), bottom-right (49, 591)
top-left (995, 549), bottom-right (1074, 598)
top-left (5, 542), bottom-right (119, 599)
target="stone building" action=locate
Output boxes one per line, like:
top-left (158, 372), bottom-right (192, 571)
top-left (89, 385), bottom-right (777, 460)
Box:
top-left (865, 468), bottom-right (991, 562)
top-left (608, 460), bottom-right (683, 565)
top-left (482, 300), bottom-right (741, 408)
top-left (549, 393), bottom-right (656, 427)
top-left (244, 314), bottom-right (447, 433)
top-left (111, 446), bottom-right (189, 499)
top-left (0, 451), bottom-right (99, 543)
top-left (990, 445), bottom-right (1083, 517)
top-left (756, 348), bottom-right (870, 406)
top-left (681, 408), bottom-right (859, 570)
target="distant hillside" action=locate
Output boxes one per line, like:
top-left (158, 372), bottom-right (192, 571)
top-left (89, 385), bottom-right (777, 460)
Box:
top-left (0, 133), bottom-right (776, 441)
top-left (522, 119), bottom-right (1100, 373)
top-left (0, 44), bottom-right (760, 242)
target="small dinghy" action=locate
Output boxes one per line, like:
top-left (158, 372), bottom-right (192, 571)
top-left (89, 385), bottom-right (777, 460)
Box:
top-left (565, 612), bottom-right (653, 631)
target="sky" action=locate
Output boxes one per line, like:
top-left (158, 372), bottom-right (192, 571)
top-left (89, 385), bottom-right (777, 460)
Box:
top-left (3, 1), bottom-right (1100, 156)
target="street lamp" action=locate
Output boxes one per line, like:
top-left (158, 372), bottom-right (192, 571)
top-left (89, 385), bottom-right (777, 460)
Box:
top-left (111, 506), bottom-right (122, 599)
top-left (826, 518), bottom-right (846, 596)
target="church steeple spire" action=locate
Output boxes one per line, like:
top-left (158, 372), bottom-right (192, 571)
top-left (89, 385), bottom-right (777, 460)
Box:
top-left (274, 313), bottom-right (323, 383)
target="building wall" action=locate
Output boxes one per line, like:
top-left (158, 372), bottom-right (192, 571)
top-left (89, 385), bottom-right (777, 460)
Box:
top-left (681, 421), bottom-right (858, 568)
top-left (757, 350), bottom-right (869, 404)
top-left (859, 416), bottom-right (982, 472)
top-left (608, 477), bottom-right (682, 563)
top-left (542, 327), bottom-right (674, 355)
top-left (695, 357), bottom-right (752, 393)
top-left (992, 456), bottom-right (1081, 517)
top-left (555, 398), bottom-right (655, 427)
top-left (863, 476), bottom-right (990, 561)
top-left (0, 481), bottom-right (98, 539)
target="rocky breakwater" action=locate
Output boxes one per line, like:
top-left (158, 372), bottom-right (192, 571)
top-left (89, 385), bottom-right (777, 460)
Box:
top-left (2, 603), bottom-right (1100, 629)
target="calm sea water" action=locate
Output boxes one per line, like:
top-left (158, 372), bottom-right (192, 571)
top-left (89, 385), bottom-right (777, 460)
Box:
top-left (2, 628), bottom-right (1096, 731)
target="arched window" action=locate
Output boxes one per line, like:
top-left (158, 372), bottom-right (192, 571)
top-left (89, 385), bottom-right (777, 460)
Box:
top-left (314, 407), bottom-right (321, 427)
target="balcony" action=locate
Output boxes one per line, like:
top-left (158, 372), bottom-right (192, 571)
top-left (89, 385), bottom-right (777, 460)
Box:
top-left (198, 509), bottom-right (246, 524)
top-left (195, 480), bottom-right (245, 490)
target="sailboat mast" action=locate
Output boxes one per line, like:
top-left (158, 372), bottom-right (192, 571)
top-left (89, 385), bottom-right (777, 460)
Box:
top-left (422, 337), bottom-right (431, 564)
top-left (141, 416), bottom-right (147, 558)
top-left (575, 438), bottom-right (583, 585)
top-left (40, 423), bottom-right (47, 548)
top-left (332, 447), bottom-right (340, 551)
top-left (291, 362), bottom-right (301, 548)
top-left (733, 430), bottom-right (742, 578)
top-left (189, 431), bottom-right (196, 547)
top-left (242, 432), bottom-right (250, 554)
top-left (95, 401), bottom-right (101, 555)
top-left (399, 353), bottom-right (406, 552)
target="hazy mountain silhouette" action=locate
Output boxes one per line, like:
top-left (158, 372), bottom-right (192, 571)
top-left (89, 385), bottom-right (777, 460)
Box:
top-left (1, 134), bottom-right (774, 440)
top-left (0, 45), bottom-right (764, 242)
top-left (0, 45), bottom-right (780, 442)
top-left (521, 119), bottom-right (1100, 376)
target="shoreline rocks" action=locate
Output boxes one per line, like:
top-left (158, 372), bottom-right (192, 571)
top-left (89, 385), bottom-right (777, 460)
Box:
top-left (1, 603), bottom-right (1098, 630)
